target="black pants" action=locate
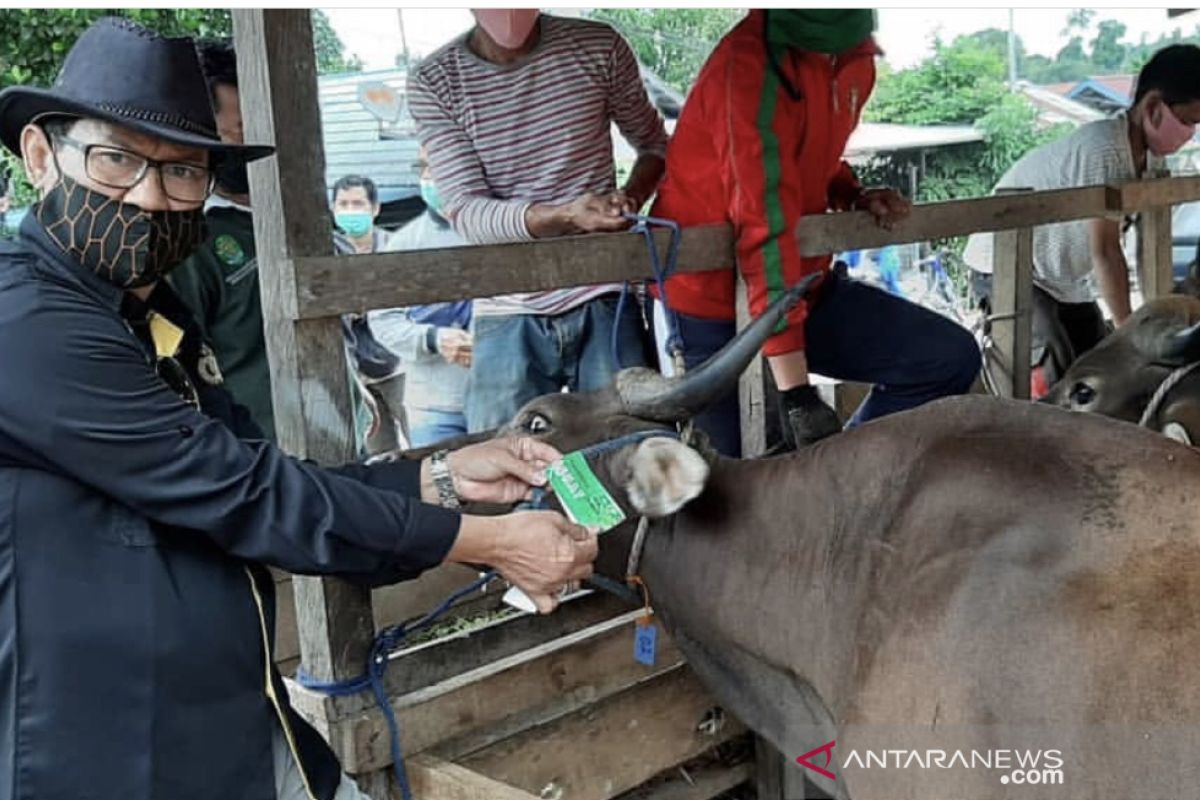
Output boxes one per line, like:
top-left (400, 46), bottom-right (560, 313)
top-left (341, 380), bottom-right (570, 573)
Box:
top-left (970, 270), bottom-right (1109, 388)
top-left (655, 269), bottom-right (982, 456)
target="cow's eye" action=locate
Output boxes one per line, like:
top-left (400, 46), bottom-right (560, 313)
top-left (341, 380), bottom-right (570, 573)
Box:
top-left (1069, 382), bottom-right (1097, 406)
top-left (526, 413), bottom-right (550, 433)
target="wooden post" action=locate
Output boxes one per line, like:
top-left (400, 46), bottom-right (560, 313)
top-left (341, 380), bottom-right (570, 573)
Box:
top-left (1138, 170), bottom-right (1174, 301)
top-left (755, 737), bottom-right (815, 800)
top-left (988, 189), bottom-right (1035, 400)
top-left (232, 10), bottom-right (375, 682)
top-left (736, 274), bottom-right (769, 457)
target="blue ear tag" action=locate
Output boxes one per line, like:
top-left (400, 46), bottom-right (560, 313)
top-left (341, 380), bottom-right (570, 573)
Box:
top-left (634, 620), bottom-right (658, 666)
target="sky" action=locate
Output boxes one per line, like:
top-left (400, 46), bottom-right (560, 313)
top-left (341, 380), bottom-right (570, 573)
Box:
top-left (322, 7), bottom-right (1200, 75)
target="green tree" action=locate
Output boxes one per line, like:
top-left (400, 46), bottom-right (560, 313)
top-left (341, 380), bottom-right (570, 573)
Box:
top-left (311, 10), bottom-right (363, 75)
top-left (0, 9), bottom-right (356, 90)
top-left (964, 27), bottom-right (1021, 65)
top-left (584, 8), bottom-right (742, 94)
top-left (0, 9), bottom-right (231, 90)
top-left (862, 33), bottom-right (1067, 208)
top-left (1090, 20), bottom-right (1128, 72)
top-left (1061, 9), bottom-right (1096, 38)
top-left (0, 9), bottom-right (358, 212)
top-left (867, 35), bottom-right (1009, 126)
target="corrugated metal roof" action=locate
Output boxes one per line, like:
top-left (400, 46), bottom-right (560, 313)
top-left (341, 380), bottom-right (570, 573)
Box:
top-left (318, 68), bottom-right (419, 198)
top-left (844, 123), bottom-right (982, 157)
top-left (1016, 81), bottom-right (1106, 127)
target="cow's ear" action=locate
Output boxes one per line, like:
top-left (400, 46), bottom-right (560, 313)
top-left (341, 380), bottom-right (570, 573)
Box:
top-left (624, 438), bottom-right (709, 518)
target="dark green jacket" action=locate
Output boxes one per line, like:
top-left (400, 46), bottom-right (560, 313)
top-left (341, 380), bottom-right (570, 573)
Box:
top-left (170, 203), bottom-right (277, 440)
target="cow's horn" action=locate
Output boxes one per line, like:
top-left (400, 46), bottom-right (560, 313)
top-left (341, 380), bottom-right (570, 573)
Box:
top-left (617, 273), bottom-right (821, 421)
top-left (1158, 320), bottom-right (1200, 365)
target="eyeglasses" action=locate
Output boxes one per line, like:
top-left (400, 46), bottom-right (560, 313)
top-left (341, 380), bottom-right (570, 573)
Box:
top-left (52, 133), bottom-right (215, 204)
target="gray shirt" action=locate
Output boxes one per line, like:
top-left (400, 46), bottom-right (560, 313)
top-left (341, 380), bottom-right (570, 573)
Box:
top-left (368, 212), bottom-right (471, 412)
top-left (964, 114), bottom-right (1156, 304)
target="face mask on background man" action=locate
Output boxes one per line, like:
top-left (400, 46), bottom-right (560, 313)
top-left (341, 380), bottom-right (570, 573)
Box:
top-left (335, 210), bottom-right (373, 239)
top-left (472, 9), bottom-right (540, 49)
top-left (1144, 98), bottom-right (1196, 156)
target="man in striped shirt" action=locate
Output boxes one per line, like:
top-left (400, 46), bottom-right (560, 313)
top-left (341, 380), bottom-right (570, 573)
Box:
top-left (409, 9), bottom-right (668, 432)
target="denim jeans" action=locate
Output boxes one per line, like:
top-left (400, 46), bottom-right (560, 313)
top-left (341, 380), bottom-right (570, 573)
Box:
top-left (466, 295), bottom-right (648, 432)
top-left (655, 270), bottom-right (981, 446)
top-left (407, 406), bottom-right (469, 448)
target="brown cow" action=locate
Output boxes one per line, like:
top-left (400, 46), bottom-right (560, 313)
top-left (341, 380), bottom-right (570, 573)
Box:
top-left (1043, 294), bottom-right (1200, 443)
top-left (500, 281), bottom-right (1200, 799)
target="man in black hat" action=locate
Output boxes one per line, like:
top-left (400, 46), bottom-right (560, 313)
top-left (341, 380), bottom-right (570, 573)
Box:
top-left (0, 17), bottom-right (596, 800)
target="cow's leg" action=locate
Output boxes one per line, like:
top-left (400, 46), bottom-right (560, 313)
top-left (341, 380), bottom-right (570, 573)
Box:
top-left (666, 624), bottom-right (849, 800)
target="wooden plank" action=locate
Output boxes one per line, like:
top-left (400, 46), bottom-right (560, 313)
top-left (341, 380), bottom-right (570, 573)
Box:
top-left (1137, 170), bottom-right (1176, 302)
top-left (272, 564), bottom-right (501, 667)
top-left (1139, 204), bottom-right (1174, 301)
top-left (292, 224), bottom-right (734, 318)
top-left (350, 770), bottom-right (392, 800)
top-left (233, 9), bottom-right (373, 683)
top-left (376, 590), bottom-right (630, 700)
top-left (795, 185), bottom-right (1113, 257)
top-left (287, 590), bottom-right (634, 721)
top-left (1118, 174), bottom-right (1200, 212)
top-left (754, 737), bottom-right (813, 800)
top-left (274, 576), bottom-right (298, 664)
top-left (736, 274), bottom-right (767, 457)
top-left (301, 610), bottom-right (684, 773)
top-left (987, 188), bottom-right (1035, 400)
top-left (408, 755), bottom-right (540, 800)
top-left (617, 762), bottom-right (753, 800)
top-left (458, 666), bottom-right (744, 800)
top-left (815, 381), bottom-right (871, 423)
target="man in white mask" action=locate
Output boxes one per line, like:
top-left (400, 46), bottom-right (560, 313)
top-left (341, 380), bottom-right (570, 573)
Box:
top-left (965, 44), bottom-right (1200, 396)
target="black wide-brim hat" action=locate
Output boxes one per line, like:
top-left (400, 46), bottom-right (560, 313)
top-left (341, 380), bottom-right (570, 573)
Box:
top-left (0, 16), bottom-right (273, 163)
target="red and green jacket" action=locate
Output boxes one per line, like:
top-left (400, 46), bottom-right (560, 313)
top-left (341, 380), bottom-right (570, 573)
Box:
top-left (651, 10), bottom-right (879, 355)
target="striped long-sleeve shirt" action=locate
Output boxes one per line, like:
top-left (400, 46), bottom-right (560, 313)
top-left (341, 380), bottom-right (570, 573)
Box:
top-left (408, 14), bottom-right (669, 316)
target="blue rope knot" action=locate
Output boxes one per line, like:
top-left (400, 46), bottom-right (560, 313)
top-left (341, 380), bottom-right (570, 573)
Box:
top-left (295, 569), bottom-right (497, 800)
top-left (611, 213), bottom-right (685, 370)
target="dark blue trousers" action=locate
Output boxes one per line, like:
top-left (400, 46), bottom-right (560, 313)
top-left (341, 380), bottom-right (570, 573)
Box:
top-left (660, 270), bottom-right (981, 456)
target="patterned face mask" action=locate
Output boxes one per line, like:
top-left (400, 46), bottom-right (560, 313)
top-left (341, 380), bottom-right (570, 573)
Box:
top-left (34, 175), bottom-right (206, 288)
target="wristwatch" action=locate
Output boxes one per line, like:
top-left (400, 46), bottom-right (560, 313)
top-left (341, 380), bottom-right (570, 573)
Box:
top-left (429, 449), bottom-right (462, 509)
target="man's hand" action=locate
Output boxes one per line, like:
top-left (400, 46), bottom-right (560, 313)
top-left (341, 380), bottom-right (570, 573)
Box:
top-left (437, 328), bottom-right (473, 368)
top-left (611, 189), bottom-right (642, 215)
top-left (856, 188), bottom-right (911, 230)
top-left (779, 385), bottom-right (842, 449)
top-left (449, 512), bottom-right (598, 614)
top-left (565, 192), bottom-right (633, 234)
top-left (422, 436), bottom-right (561, 505)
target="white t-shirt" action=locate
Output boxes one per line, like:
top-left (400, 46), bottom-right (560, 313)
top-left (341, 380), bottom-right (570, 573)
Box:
top-left (963, 115), bottom-right (1153, 304)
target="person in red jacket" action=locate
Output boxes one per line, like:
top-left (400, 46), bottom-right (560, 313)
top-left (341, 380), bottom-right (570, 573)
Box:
top-left (651, 9), bottom-right (981, 455)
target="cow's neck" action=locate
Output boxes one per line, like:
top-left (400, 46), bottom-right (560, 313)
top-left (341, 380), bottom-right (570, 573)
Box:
top-left (636, 451), bottom-right (869, 718)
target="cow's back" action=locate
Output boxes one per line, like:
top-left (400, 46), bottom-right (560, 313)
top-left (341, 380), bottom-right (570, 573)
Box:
top-left (834, 397), bottom-right (1200, 798)
top-left (649, 395), bottom-right (1200, 799)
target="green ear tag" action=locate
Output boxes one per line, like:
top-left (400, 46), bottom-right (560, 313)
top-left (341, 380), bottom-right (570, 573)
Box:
top-left (546, 451), bottom-right (627, 532)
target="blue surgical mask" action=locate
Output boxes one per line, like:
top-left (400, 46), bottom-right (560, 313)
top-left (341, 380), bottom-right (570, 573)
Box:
top-left (420, 179), bottom-right (442, 215)
top-left (335, 211), bottom-right (373, 239)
